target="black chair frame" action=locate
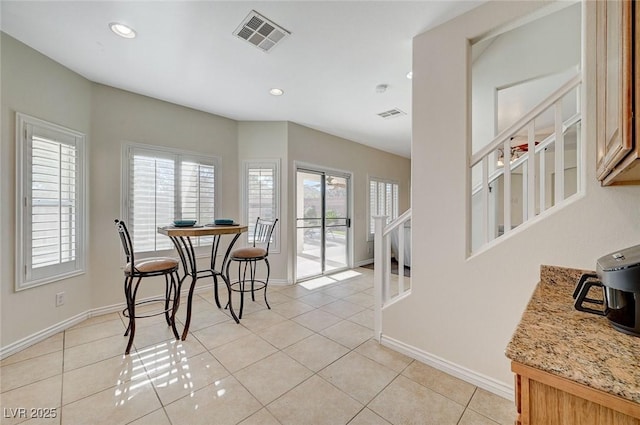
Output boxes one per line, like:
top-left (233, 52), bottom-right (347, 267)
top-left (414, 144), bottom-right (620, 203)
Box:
top-left (115, 219), bottom-right (181, 354)
top-left (225, 217), bottom-right (278, 319)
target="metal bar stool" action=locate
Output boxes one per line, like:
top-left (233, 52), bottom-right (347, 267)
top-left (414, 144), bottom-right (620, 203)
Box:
top-left (115, 219), bottom-right (181, 354)
top-left (225, 217), bottom-right (278, 319)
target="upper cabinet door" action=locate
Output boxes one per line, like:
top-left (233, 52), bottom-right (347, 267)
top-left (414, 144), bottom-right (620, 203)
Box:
top-left (596, 0), bottom-right (636, 185)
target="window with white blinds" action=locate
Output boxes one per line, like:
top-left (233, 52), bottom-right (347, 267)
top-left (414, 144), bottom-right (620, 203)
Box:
top-left (123, 143), bottom-right (218, 254)
top-left (243, 160), bottom-right (279, 251)
top-left (16, 113), bottom-right (86, 290)
top-left (369, 178), bottom-right (399, 239)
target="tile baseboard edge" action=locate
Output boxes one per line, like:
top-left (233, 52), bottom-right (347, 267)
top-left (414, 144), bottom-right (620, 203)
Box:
top-left (0, 283), bottom-right (216, 360)
top-left (380, 334), bottom-right (514, 402)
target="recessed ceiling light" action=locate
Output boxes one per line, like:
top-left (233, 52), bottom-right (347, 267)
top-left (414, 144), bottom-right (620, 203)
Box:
top-left (269, 88), bottom-right (284, 96)
top-left (406, 71), bottom-right (413, 80)
top-left (109, 22), bottom-right (136, 39)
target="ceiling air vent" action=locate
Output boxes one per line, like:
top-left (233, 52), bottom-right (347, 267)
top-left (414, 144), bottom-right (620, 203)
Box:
top-left (233, 10), bottom-right (291, 53)
top-left (377, 108), bottom-right (407, 119)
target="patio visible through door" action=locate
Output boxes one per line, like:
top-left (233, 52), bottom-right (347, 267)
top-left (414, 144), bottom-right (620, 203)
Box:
top-left (296, 168), bottom-right (351, 281)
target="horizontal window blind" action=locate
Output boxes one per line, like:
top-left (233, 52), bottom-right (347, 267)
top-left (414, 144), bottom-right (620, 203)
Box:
top-left (244, 161), bottom-right (278, 249)
top-left (31, 136), bottom-right (77, 269)
top-left (124, 144), bottom-right (218, 253)
top-left (130, 151), bottom-right (175, 253)
top-left (17, 113), bottom-right (86, 289)
top-left (369, 178), bottom-right (399, 237)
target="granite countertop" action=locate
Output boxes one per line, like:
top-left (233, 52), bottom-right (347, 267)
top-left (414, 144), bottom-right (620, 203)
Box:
top-left (506, 265), bottom-right (640, 403)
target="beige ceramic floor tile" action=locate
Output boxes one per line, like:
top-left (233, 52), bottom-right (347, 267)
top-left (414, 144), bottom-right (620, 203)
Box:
top-left (283, 334), bottom-right (350, 372)
top-left (348, 408), bottom-right (392, 425)
top-left (402, 361), bottom-right (476, 406)
top-left (258, 320), bottom-right (314, 349)
top-left (61, 381), bottom-right (161, 425)
top-left (319, 299), bottom-right (365, 319)
top-left (238, 309), bottom-right (287, 332)
top-left (354, 340), bottom-right (413, 373)
top-left (16, 416), bottom-right (60, 425)
top-left (127, 408), bottom-right (172, 425)
top-left (298, 292), bottom-right (338, 308)
top-left (130, 321), bottom-right (180, 351)
top-left (1, 351), bottom-right (63, 393)
top-left (164, 376), bottom-right (261, 425)
top-left (1, 334), bottom-right (63, 367)
top-left (211, 333), bottom-right (277, 372)
top-left (346, 309), bottom-right (374, 330)
top-left (319, 320), bottom-right (372, 349)
top-left (458, 409), bottom-right (501, 425)
top-left (292, 309), bottom-right (343, 332)
top-left (68, 313), bottom-right (122, 330)
top-left (270, 299), bottom-right (315, 319)
top-left (64, 319), bottom-right (126, 348)
top-left (319, 351), bottom-right (397, 404)
top-left (173, 301), bottom-right (231, 332)
top-left (467, 389), bottom-right (516, 425)
top-left (234, 352), bottom-right (313, 404)
top-left (277, 285), bottom-right (314, 299)
top-left (148, 351), bottom-right (229, 405)
top-left (343, 292), bottom-right (374, 308)
top-left (0, 375), bottom-right (62, 425)
top-left (192, 321), bottom-right (251, 350)
top-left (369, 376), bottom-right (464, 425)
top-left (320, 285), bottom-right (359, 299)
top-left (62, 353), bottom-right (145, 405)
top-left (237, 408), bottom-right (281, 425)
top-left (63, 334), bottom-right (133, 372)
top-left (134, 337), bottom-right (207, 364)
top-left (267, 375), bottom-right (362, 425)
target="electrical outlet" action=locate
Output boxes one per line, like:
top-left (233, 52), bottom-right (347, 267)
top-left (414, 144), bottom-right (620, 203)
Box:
top-left (55, 292), bottom-right (65, 307)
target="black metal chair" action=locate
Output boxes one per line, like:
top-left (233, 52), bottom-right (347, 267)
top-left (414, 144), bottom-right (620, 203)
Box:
top-left (225, 217), bottom-right (278, 319)
top-left (114, 219), bottom-right (181, 354)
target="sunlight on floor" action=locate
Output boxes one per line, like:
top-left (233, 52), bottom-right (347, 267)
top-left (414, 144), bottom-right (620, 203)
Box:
top-left (299, 270), bottom-right (363, 290)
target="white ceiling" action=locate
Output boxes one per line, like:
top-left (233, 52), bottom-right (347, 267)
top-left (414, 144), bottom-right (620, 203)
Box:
top-left (1, 1), bottom-right (483, 158)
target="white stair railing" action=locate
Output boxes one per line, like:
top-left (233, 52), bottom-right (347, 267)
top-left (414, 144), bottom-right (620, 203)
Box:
top-left (470, 74), bottom-right (582, 252)
top-left (373, 208), bottom-right (412, 342)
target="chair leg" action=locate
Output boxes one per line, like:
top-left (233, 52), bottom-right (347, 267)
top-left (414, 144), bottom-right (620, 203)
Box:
top-left (164, 274), bottom-right (172, 327)
top-left (239, 261), bottom-right (246, 319)
top-left (250, 260), bottom-right (257, 302)
top-left (123, 276), bottom-right (132, 337)
top-left (213, 274), bottom-right (222, 308)
top-left (264, 258), bottom-right (271, 310)
top-left (169, 272), bottom-right (180, 340)
top-left (125, 277), bottom-right (141, 355)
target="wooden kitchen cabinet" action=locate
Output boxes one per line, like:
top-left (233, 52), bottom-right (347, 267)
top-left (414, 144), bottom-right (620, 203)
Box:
top-left (596, 0), bottom-right (639, 185)
top-left (512, 362), bottom-right (640, 425)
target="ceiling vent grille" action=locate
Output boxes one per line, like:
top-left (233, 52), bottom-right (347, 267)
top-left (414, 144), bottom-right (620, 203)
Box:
top-left (377, 108), bottom-right (407, 119)
top-left (233, 10), bottom-right (290, 53)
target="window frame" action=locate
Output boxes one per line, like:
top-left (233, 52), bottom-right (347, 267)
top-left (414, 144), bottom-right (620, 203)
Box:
top-left (121, 142), bottom-right (221, 256)
top-left (368, 176), bottom-right (399, 241)
top-left (15, 113), bottom-right (87, 291)
top-left (241, 159), bottom-right (280, 253)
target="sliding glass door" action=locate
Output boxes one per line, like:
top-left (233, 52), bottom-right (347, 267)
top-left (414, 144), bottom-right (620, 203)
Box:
top-left (296, 168), bottom-right (351, 281)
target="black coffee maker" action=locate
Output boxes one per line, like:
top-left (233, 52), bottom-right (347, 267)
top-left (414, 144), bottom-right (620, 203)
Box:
top-left (574, 244), bottom-right (640, 337)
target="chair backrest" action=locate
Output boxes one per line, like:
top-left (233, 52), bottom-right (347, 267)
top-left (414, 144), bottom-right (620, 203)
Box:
top-left (114, 219), bottom-right (134, 265)
top-left (251, 217), bottom-right (278, 254)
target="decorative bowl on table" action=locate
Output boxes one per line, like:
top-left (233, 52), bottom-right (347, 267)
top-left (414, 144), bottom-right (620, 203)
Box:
top-left (212, 218), bottom-right (237, 226)
top-left (173, 219), bottom-right (197, 227)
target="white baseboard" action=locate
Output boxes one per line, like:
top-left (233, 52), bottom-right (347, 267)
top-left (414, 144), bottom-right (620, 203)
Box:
top-left (380, 334), bottom-right (514, 401)
top-left (0, 283), bottom-right (216, 360)
top-left (355, 258), bottom-right (374, 267)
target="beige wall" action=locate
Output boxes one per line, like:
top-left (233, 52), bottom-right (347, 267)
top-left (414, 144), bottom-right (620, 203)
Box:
top-left (1, 34), bottom-right (93, 346)
top-left (287, 122), bottom-right (411, 270)
top-left (384, 0), bottom-right (640, 396)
